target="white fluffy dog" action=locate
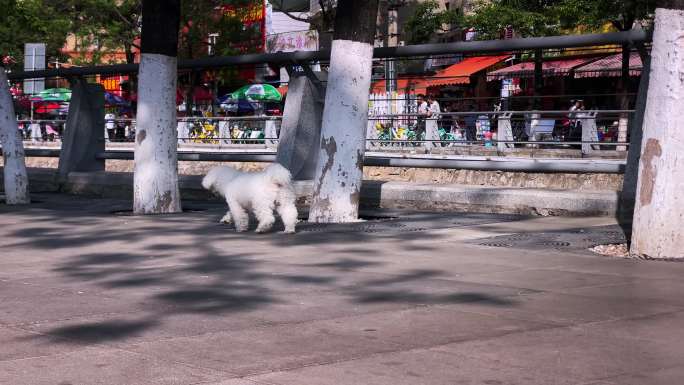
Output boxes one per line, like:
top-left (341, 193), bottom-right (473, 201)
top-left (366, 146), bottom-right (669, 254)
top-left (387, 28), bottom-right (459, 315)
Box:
top-left (202, 163), bottom-right (298, 233)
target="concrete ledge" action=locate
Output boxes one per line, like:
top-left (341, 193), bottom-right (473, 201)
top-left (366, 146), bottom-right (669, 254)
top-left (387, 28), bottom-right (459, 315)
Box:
top-left (4, 168), bottom-right (619, 216)
top-left (362, 182), bottom-right (619, 216)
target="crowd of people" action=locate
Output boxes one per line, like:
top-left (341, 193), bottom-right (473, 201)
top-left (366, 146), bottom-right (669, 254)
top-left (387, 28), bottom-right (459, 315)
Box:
top-left (405, 95), bottom-right (609, 146)
top-left (104, 112), bottom-right (135, 142)
top-left (17, 120), bottom-right (63, 142)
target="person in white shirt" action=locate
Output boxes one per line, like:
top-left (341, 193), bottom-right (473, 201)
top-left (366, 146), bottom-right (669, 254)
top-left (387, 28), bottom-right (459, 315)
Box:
top-left (417, 94), bottom-right (429, 116)
top-left (427, 95), bottom-right (441, 118)
top-left (105, 112), bottom-right (116, 141)
top-left (425, 95), bottom-right (441, 147)
top-left (416, 94), bottom-right (429, 140)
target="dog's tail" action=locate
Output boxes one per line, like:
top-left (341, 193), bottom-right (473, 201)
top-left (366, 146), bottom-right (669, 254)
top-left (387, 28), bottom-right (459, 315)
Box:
top-left (264, 163), bottom-right (293, 188)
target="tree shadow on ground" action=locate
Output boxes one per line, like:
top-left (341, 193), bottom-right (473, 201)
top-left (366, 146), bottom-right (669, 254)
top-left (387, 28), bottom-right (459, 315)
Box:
top-left (3, 193), bottom-right (527, 346)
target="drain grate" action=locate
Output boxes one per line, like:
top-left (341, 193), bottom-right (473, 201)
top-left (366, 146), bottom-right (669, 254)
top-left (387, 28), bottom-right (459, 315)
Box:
top-left (537, 241), bottom-right (571, 248)
top-left (470, 225), bottom-right (628, 254)
top-left (479, 242), bottom-right (514, 248)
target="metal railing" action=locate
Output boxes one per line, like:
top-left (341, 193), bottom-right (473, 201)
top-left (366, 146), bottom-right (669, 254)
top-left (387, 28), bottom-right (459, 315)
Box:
top-left (16, 109), bottom-right (632, 154)
top-left (4, 30), bottom-right (652, 175)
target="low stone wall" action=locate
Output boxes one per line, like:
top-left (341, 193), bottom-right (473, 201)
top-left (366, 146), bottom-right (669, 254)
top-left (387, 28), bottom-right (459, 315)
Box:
top-left (3, 167), bottom-right (620, 217)
top-left (2, 157), bottom-right (623, 191)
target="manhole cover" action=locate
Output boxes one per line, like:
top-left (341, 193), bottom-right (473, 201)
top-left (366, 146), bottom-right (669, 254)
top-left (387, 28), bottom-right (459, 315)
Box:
top-left (537, 241), bottom-right (571, 248)
top-left (398, 227), bottom-right (429, 233)
top-left (358, 213), bottom-right (399, 221)
top-left (298, 224), bottom-right (334, 232)
top-left (479, 242), bottom-right (513, 248)
top-left (500, 233), bottom-right (534, 240)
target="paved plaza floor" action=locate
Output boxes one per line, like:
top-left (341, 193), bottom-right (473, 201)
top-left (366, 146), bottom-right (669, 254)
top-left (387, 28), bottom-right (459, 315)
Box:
top-left (1, 193), bottom-right (684, 384)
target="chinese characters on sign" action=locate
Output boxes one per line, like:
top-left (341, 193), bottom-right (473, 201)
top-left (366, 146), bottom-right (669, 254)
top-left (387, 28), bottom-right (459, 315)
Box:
top-left (267, 30), bottom-right (319, 53)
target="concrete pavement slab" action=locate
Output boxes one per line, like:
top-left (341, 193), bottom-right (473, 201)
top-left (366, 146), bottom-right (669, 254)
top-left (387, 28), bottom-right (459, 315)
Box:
top-left (446, 291), bottom-right (681, 325)
top-left (18, 311), bottom-right (266, 348)
top-left (0, 326), bottom-right (82, 361)
top-left (247, 348), bottom-right (578, 385)
top-left (453, 268), bottom-right (636, 292)
top-left (589, 365), bottom-right (684, 385)
top-left (0, 346), bottom-right (227, 385)
top-left (563, 279), bottom-right (684, 307)
top-left (2, 193), bottom-right (684, 384)
top-left (585, 310), bottom-right (684, 346)
top-left (0, 280), bottom-right (147, 326)
top-left (263, 305), bottom-right (554, 349)
top-left (127, 321), bottom-right (404, 376)
top-left (433, 325), bottom-right (684, 382)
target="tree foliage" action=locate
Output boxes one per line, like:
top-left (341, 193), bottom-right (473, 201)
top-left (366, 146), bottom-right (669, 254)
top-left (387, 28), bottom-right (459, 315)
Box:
top-left (554, 0), bottom-right (655, 32)
top-left (271, 0), bottom-right (338, 33)
top-left (179, 0), bottom-right (263, 59)
top-left (69, 0), bottom-right (142, 65)
top-left (0, 0), bottom-right (73, 70)
top-left (1, 0), bottom-right (266, 70)
top-left (404, 0), bottom-right (463, 44)
top-left (466, 0), bottom-right (563, 39)
top-left (466, 0), bottom-right (656, 39)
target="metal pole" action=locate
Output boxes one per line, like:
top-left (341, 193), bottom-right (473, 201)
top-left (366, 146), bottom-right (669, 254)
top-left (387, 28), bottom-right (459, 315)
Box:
top-left (8, 30), bottom-right (652, 80)
top-left (87, 150), bottom-right (625, 174)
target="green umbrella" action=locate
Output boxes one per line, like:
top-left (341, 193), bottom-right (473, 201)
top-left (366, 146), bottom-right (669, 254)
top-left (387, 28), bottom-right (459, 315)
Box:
top-left (36, 88), bottom-right (72, 102)
top-left (229, 84), bottom-right (282, 102)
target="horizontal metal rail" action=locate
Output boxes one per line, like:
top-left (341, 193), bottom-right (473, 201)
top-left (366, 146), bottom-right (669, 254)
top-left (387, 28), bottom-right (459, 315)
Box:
top-left (95, 150), bottom-right (624, 173)
top-left (8, 30), bottom-right (650, 80)
top-left (370, 110), bottom-right (635, 118)
top-left (3, 148), bottom-right (625, 173)
top-left (364, 156), bottom-right (625, 174)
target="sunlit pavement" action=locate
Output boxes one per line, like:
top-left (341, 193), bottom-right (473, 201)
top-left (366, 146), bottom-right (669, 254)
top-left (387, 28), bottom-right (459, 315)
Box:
top-left (1, 193), bottom-right (683, 385)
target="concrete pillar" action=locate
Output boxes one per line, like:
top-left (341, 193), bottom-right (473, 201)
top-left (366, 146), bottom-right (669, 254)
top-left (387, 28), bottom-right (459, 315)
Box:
top-left (424, 118), bottom-right (439, 148)
top-left (218, 120), bottom-right (231, 145)
top-left (264, 118), bottom-right (278, 148)
top-left (309, 0), bottom-right (380, 223)
top-left (631, 2), bottom-right (684, 259)
top-left (0, 67), bottom-right (30, 204)
top-left (275, 74), bottom-right (325, 180)
top-left (177, 120), bottom-right (189, 144)
top-left (580, 111), bottom-right (598, 156)
top-left (616, 117), bottom-right (629, 152)
top-left (30, 122), bottom-right (42, 142)
top-left (366, 117), bottom-right (378, 150)
top-left (133, 0), bottom-right (182, 215)
top-left (496, 112), bottom-right (513, 151)
top-left (58, 78), bottom-right (105, 178)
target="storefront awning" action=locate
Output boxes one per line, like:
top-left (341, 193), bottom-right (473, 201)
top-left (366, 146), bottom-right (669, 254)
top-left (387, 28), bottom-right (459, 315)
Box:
top-left (573, 52), bottom-right (643, 78)
top-left (370, 77), bottom-right (428, 95)
top-left (428, 55), bottom-right (510, 87)
top-left (487, 57), bottom-right (596, 81)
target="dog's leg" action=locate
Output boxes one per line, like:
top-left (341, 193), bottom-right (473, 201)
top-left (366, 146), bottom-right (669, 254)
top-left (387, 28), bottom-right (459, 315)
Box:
top-left (219, 211), bottom-right (233, 224)
top-left (277, 201), bottom-right (298, 234)
top-left (227, 200), bottom-right (249, 232)
top-left (253, 201), bottom-right (276, 233)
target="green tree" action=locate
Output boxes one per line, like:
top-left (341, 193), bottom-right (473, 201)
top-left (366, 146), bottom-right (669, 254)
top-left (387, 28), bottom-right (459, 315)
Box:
top-left (177, 0), bottom-right (264, 110)
top-left (555, 0), bottom-right (655, 32)
top-left (404, 0), bottom-right (463, 44)
top-left (69, 0), bottom-right (142, 65)
top-left (0, 0), bottom-right (73, 71)
top-left (466, 0), bottom-right (563, 39)
top-left (467, 0), bottom-right (655, 39)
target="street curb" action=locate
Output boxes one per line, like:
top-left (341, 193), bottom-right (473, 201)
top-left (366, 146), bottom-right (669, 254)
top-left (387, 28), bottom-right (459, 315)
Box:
top-left (6, 168), bottom-right (619, 217)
